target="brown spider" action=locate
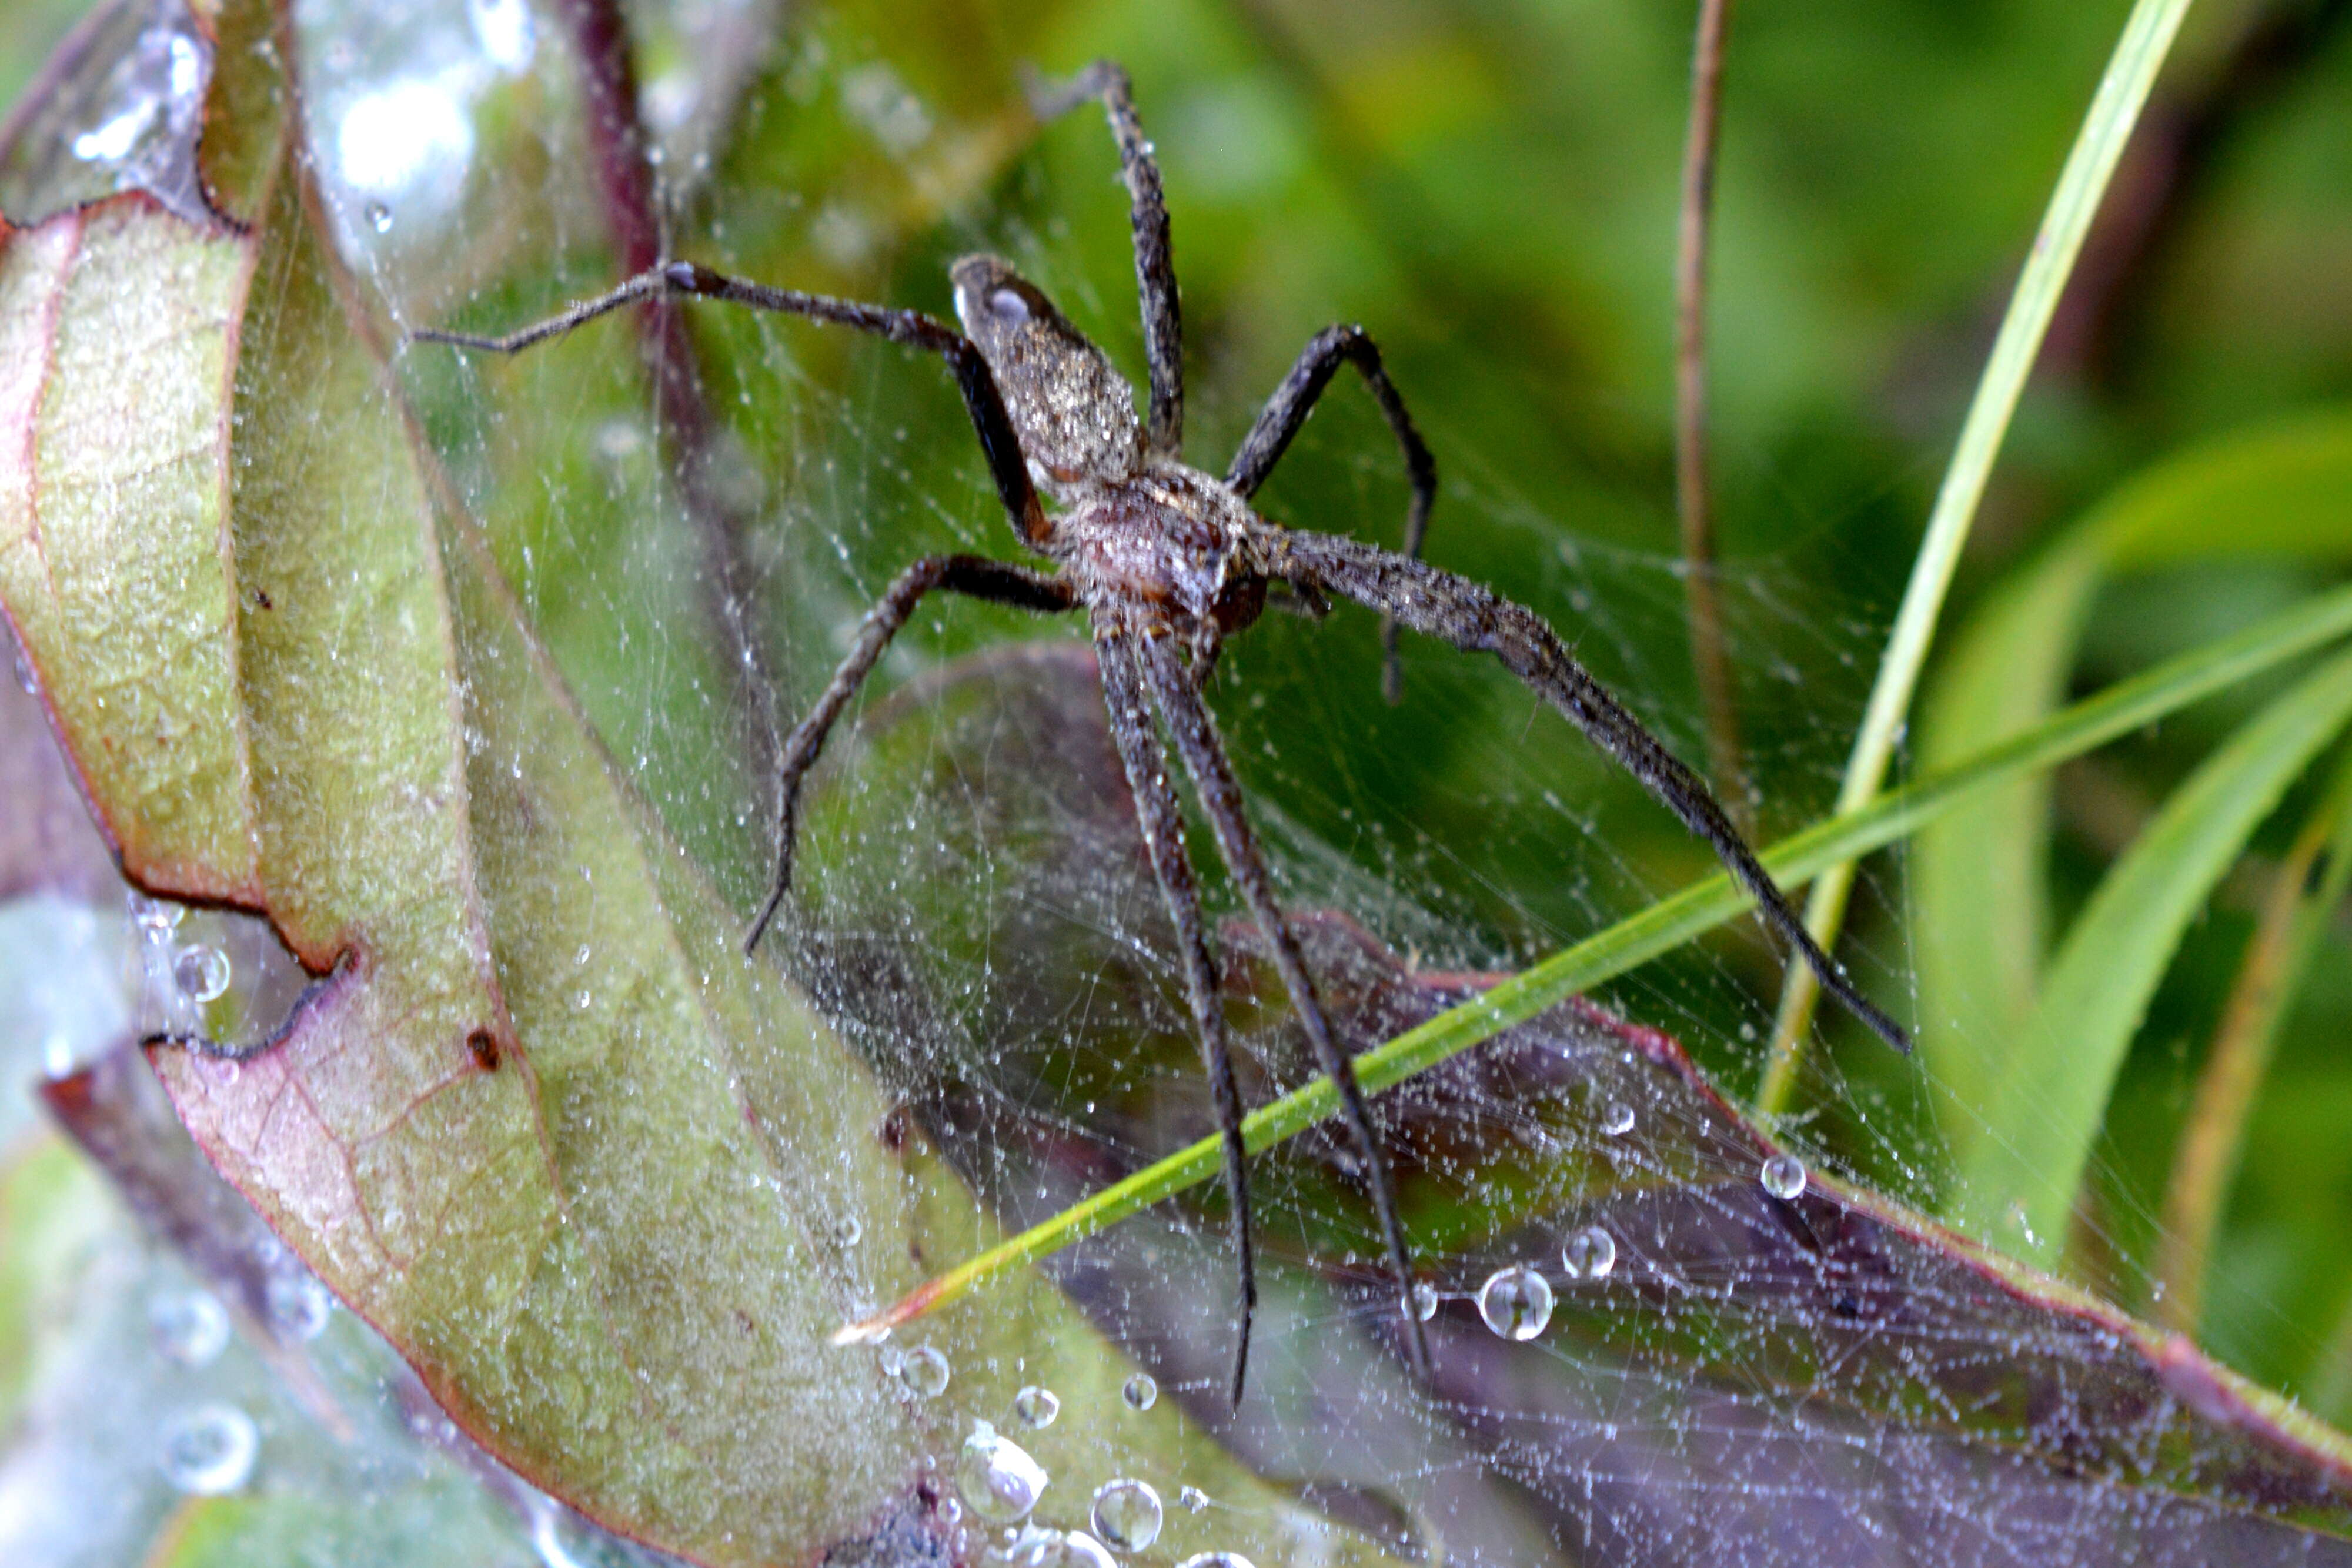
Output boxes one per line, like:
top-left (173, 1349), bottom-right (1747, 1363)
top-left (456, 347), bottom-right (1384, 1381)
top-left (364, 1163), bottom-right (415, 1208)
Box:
top-left (417, 61), bottom-right (1907, 1403)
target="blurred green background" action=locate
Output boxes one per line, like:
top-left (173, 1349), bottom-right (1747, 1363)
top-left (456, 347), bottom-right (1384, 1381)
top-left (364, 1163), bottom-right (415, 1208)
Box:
top-left (11, 0), bottom-right (2352, 1432)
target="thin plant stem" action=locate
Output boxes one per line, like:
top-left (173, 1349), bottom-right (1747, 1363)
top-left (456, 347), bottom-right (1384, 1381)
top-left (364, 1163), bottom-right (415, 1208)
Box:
top-left (554, 0), bottom-right (781, 787)
top-left (1755, 0), bottom-right (2201, 1115)
top-left (834, 580), bottom-right (2352, 1344)
top-left (2154, 744), bottom-right (2352, 1333)
top-left (1676, 0), bottom-right (1748, 833)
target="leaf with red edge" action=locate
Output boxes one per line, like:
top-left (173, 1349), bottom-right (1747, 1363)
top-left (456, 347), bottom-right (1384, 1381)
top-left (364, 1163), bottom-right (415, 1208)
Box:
top-left (0, 6), bottom-right (1406, 1564)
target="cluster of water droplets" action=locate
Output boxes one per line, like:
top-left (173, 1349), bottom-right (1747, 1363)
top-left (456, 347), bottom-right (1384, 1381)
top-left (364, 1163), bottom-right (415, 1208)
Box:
top-left (126, 892), bottom-right (233, 1041)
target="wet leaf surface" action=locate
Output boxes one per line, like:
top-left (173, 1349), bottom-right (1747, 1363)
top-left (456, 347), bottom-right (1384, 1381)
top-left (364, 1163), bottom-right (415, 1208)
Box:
top-left (801, 640), bottom-right (2352, 1564)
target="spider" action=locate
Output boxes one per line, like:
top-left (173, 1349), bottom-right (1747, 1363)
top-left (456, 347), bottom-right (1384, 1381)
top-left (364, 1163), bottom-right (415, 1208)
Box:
top-left (417, 60), bottom-right (1907, 1403)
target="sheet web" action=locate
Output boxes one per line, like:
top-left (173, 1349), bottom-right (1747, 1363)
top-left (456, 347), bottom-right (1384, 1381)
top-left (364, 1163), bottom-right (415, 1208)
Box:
top-left (22, 0), bottom-right (2345, 1563)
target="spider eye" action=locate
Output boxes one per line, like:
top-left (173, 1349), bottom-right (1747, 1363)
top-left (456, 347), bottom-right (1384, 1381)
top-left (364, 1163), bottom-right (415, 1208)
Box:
top-left (987, 287), bottom-right (1031, 323)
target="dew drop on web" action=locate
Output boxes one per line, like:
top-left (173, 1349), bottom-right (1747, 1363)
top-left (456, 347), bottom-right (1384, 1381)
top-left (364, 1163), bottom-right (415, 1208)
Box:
top-left (1091, 1477), bottom-right (1163, 1552)
top-left (266, 1272), bottom-right (332, 1342)
top-left (156, 1402), bottom-right (259, 1495)
top-left (1121, 1372), bottom-right (1157, 1412)
top-left (149, 1288), bottom-right (230, 1367)
top-left (1476, 1264), bottom-right (1553, 1340)
top-left (957, 1420), bottom-right (1049, 1523)
top-left (1012, 1384), bottom-right (1060, 1428)
top-left (1760, 1152), bottom-right (1808, 1201)
top-left (1561, 1225), bottom-right (1615, 1281)
top-left (173, 943), bottom-right (230, 1002)
top-left (896, 1345), bottom-right (950, 1399)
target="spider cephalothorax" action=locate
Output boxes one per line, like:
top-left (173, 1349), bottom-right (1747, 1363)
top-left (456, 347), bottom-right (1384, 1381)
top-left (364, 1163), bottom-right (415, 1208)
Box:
top-left (418, 59), bottom-right (1907, 1405)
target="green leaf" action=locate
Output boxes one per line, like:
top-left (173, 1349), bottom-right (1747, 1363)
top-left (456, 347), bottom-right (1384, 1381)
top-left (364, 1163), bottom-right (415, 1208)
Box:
top-left (1916, 409), bottom-right (2352, 1157)
top-left (1955, 645), bottom-right (2352, 1262)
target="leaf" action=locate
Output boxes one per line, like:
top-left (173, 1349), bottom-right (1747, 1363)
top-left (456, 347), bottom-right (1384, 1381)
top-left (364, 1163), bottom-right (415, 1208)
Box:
top-left (1954, 645), bottom-right (2352, 1262)
top-left (799, 640), bottom-right (2352, 1559)
top-left (0, 7), bottom-right (1404, 1564)
top-left (1916, 410), bottom-right (2352, 1166)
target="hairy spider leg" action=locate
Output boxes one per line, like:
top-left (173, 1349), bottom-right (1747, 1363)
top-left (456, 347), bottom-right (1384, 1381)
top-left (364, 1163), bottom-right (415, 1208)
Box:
top-left (1272, 528), bottom-right (1913, 1055)
top-left (412, 262), bottom-right (1049, 549)
top-left (1095, 631), bottom-right (1259, 1405)
top-left (1031, 61), bottom-right (1184, 457)
top-left (1227, 325), bottom-right (1438, 705)
top-left (1132, 628), bottom-right (1437, 1378)
top-left (743, 556), bottom-right (1075, 951)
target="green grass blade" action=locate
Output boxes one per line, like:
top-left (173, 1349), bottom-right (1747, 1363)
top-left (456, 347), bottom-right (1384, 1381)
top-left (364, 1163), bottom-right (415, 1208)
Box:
top-left (1757, 0), bottom-right (2201, 1108)
top-left (2156, 742), bottom-right (2352, 1332)
top-left (1954, 646), bottom-right (2352, 1264)
top-left (1913, 410), bottom-right (2352, 1125)
top-left (842, 580), bottom-right (2352, 1339)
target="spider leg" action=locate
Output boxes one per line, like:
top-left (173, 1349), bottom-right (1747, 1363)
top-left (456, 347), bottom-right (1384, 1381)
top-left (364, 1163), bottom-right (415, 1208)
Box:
top-left (1269, 529), bottom-right (1913, 1055)
top-left (1226, 326), bottom-right (1436, 705)
top-left (415, 263), bottom-right (1049, 550)
top-left (1094, 630), bottom-right (1258, 1407)
top-left (744, 556), bottom-right (1075, 952)
top-left (1028, 61), bottom-right (1184, 458)
top-left (1132, 630), bottom-right (1435, 1378)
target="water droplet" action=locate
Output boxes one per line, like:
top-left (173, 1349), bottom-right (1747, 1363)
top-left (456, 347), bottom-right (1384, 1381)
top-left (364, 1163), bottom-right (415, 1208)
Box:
top-left (1121, 1372), bottom-right (1157, 1412)
top-left (1760, 1153), bottom-right (1808, 1201)
top-left (1476, 1265), bottom-right (1553, 1340)
top-left (156, 1403), bottom-right (258, 1494)
top-left (1007, 1528), bottom-right (1117, 1568)
top-left (1599, 1100), bottom-right (1635, 1136)
top-left (1177, 1486), bottom-right (1210, 1514)
top-left (365, 200), bottom-right (393, 233)
top-left (266, 1272), bottom-right (332, 1342)
top-left (172, 944), bottom-right (230, 1002)
top-left (149, 1289), bottom-right (230, 1367)
top-left (896, 1345), bottom-right (949, 1398)
top-left (836, 1215), bottom-right (863, 1246)
top-left (1012, 1384), bottom-right (1060, 1428)
top-left (128, 892), bottom-right (185, 938)
top-left (1177, 1555), bottom-right (1257, 1568)
top-left (939, 1498), bottom-right (963, 1525)
top-left (1409, 1281), bottom-right (1439, 1322)
top-left (10, 643), bottom-right (33, 693)
top-left (1091, 1478), bottom-right (1163, 1552)
top-left (1561, 1226), bottom-right (1616, 1281)
top-left (957, 1420), bottom-right (1049, 1523)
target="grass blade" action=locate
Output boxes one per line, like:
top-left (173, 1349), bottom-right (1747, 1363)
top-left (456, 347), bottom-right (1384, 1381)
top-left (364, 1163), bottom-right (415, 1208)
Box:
top-left (1756, 0), bottom-right (2202, 1108)
top-left (1954, 646), bottom-right (2352, 1263)
top-left (2155, 743), bottom-right (2352, 1332)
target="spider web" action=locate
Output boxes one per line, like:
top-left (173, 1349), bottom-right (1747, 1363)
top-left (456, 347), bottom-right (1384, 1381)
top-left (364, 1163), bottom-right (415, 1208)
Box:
top-left (6, 1), bottom-right (2348, 1564)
